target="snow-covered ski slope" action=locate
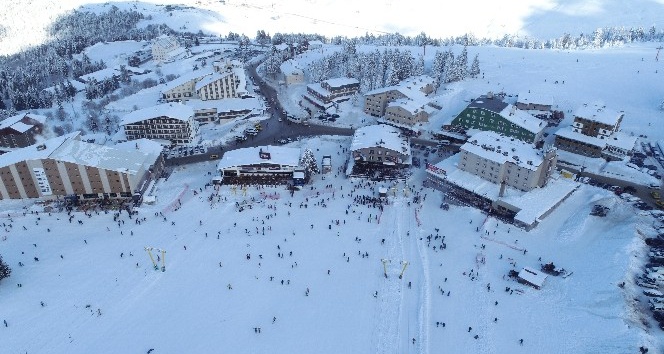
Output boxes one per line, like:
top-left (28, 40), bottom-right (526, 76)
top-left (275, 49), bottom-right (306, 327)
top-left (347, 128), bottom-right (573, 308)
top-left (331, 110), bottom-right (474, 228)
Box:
top-left (1, 0), bottom-right (664, 55)
top-left (1, 136), bottom-right (657, 353)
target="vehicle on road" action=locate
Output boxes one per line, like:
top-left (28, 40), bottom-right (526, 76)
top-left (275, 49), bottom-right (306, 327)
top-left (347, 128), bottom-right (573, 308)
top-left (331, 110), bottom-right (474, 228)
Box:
top-left (653, 191), bottom-right (661, 200)
top-left (235, 135), bottom-right (247, 142)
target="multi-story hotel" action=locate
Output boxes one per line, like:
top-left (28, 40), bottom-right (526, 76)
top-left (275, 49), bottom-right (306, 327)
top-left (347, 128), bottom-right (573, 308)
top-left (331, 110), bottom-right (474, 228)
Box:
top-left (120, 103), bottom-right (198, 145)
top-left (0, 132), bottom-right (163, 200)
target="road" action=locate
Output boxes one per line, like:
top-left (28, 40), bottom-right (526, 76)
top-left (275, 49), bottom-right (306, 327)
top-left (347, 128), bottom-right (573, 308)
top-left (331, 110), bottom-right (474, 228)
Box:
top-left (234, 62), bottom-right (354, 147)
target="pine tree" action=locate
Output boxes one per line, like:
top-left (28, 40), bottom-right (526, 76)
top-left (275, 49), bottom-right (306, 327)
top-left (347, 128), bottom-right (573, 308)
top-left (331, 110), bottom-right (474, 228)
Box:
top-left (413, 54), bottom-right (425, 76)
top-left (469, 54), bottom-right (481, 78)
top-left (0, 255), bottom-right (11, 282)
top-left (299, 149), bottom-right (319, 176)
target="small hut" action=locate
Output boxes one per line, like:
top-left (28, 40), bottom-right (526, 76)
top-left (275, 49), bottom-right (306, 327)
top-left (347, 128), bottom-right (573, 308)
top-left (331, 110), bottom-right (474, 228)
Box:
top-left (517, 267), bottom-right (548, 290)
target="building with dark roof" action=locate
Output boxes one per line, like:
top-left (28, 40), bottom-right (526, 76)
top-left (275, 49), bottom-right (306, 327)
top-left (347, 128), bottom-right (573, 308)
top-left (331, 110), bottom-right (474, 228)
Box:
top-left (0, 113), bottom-right (46, 148)
top-left (451, 93), bottom-right (545, 144)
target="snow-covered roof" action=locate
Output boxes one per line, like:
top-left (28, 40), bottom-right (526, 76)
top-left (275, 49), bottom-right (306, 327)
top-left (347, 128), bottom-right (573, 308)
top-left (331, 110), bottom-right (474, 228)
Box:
top-left (498, 105), bottom-right (545, 135)
top-left (194, 72), bottom-right (232, 91)
top-left (121, 103), bottom-right (194, 126)
top-left (554, 128), bottom-right (606, 148)
top-left (43, 80), bottom-right (86, 93)
top-left (114, 138), bottom-right (165, 157)
top-left (162, 70), bottom-right (213, 92)
top-left (605, 131), bottom-right (637, 151)
top-left (351, 124), bottom-right (410, 155)
top-left (152, 35), bottom-right (180, 50)
top-left (79, 67), bottom-right (118, 83)
top-left (217, 146), bottom-right (301, 170)
top-left (0, 113), bottom-right (46, 132)
top-left (517, 92), bottom-right (553, 107)
top-left (388, 98), bottom-right (432, 116)
top-left (308, 40), bottom-right (324, 46)
top-left (307, 83), bottom-right (329, 96)
top-left (0, 132), bottom-right (80, 169)
top-left (518, 267), bottom-right (547, 288)
top-left (365, 75), bottom-right (433, 99)
top-left (324, 77), bottom-right (359, 89)
top-left (462, 131), bottom-right (544, 171)
top-left (503, 178), bottom-right (579, 226)
top-left (280, 60), bottom-right (304, 75)
top-left (574, 103), bottom-right (623, 126)
top-left (274, 43), bottom-right (289, 51)
top-left (50, 139), bottom-right (158, 175)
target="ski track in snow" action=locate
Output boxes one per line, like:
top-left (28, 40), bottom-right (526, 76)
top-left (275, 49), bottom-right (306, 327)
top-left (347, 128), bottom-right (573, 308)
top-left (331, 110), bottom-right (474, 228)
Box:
top-left (373, 197), bottom-right (405, 354)
top-left (413, 204), bottom-right (431, 354)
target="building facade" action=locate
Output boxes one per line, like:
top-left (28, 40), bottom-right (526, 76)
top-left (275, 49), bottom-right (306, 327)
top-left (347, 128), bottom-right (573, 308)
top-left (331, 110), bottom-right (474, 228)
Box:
top-left (0, 133), bottom-right (163, 200)
top-left (121, 103), bottom-right (198, 145)
top-left (451, 94), bottom-right (545, 144)
top-left (554, 103), bottom-right (631, 160)
top-left (350, 124), bottom-right (411, 166)
top-left (384, 99), bottom-right (435, 127)
top-left (152, 36), bottom-right (185, 63)
top-left (458, 131), bottom-right (557, 192)
top-left (363, 75), bottom-right (434, 117)
top-left (303, 78), bottom-right (360, 108)
top-left (217, 146), bottom-right (301, 185)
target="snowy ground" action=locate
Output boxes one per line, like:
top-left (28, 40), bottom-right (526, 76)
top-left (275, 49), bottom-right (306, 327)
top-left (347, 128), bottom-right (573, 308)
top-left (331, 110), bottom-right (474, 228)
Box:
top-left (1, 136), bottom-right (661, 353)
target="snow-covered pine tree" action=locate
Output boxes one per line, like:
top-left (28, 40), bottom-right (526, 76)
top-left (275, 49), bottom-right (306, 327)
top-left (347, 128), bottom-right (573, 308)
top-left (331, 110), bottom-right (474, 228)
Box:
top-left (469, 54), bottom-right (481, 78)
top-left (300, 148), bottom-right (319, 176)
top-left (0, 255), bottom-right (11, 282)
top-left (413, 54), bottom-right (425, 76)
top-left (454, 46), bottom-right (469, 81)
top-left (431, 51), bottom-right (445, 91)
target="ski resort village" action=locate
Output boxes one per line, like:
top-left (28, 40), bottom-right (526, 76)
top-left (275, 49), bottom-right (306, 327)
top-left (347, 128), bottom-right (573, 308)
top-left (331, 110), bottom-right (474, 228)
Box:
top-left (1, 1), bottom-right (664, 353)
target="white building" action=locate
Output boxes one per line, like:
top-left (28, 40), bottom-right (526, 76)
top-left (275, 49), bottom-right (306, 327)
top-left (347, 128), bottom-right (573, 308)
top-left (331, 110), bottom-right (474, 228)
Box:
top-left (364, 75), bottom-right (435, 117)
top-left (161, 60), bottom-right (246, 102)
top-left (280, 60), bottom-right (305, 86)
top-left (0, 132), bottom-right (164, 200)
top-left (457, 131), bottom-right (557, 192)
top-left (120, 103), bottom-right (198, 145)
top-left (152, 35), bottom-right (186, 63)
top-left (161, 71), bottom-right (213, 102)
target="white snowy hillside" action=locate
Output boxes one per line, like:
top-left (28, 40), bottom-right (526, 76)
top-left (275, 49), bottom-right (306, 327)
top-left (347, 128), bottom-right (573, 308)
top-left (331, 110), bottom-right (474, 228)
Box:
top-left (2, 0), bottom-right (664, 55)
top-left (1, 137), bottom-right (660, 353)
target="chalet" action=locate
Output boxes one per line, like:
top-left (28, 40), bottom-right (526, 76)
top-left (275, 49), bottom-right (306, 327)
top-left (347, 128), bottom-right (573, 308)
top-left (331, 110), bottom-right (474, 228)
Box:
top-left (0, 132), bottom-right (163, 200)
top-left (120, 103), bottom-right (198, 145)
top-left (0, 113), bottom-right (46, 148)
top-left (350, 124), bottom-right (411, 167)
